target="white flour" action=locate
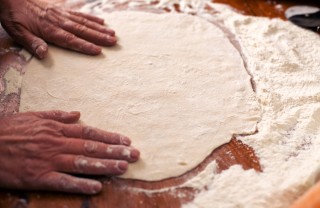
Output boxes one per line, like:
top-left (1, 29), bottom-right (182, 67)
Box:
top-left (189, 4), bottom-right (320, 208)
top-left (75, 1), bottom-right (320, 207)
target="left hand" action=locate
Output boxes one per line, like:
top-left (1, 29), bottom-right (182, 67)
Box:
top-left (0, 0), bottom-right (116, 59)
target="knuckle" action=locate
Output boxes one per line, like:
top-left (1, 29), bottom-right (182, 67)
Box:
top-left (45, 6), bottom-right (55, 13)
top-left (31, 126), bottom-right (55, 137)
top-left (45, 6), bottom-right (60, 18)
top-left (92, 161), bottom-right (106, 169)
top-left (39, 26), bottom-right (51, 39)
top-left (74, 155), bottom-right (88, 172)
top-left (76, 24), bottom-right (88, 34)
top-left (84, 141), bottom-right (98, 154)
top-left (106, 145), bottom-right (113, 154)
top-left (64, 32), bottom-right (76, 42)
top-left (26, 134), bottom-right (62, 154)
top-left (120, 147), bottom-right (132, 159)
top-left (29, 120), bottom-right (63, 137)
top-left (43, 9), bottom-right (58, 24)
top-left (22, 160), bottom-right (50, 186)
top-left (61, 20), bottom-right (72, 28)
top-left (49, 7), bottom-right (60, 14)
top-left (79, 17), bottom-right (88, 25)
top-left (39, 119), bottom-right (58, 128)
top-left (83, 126), bottom-right (96, 139)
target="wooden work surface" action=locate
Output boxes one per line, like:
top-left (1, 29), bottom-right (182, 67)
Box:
top-left (0, 0), bottom-right (319, 207)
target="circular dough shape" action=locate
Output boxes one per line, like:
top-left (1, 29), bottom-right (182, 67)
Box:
top-left (20, 11), bottom-right (260, 181)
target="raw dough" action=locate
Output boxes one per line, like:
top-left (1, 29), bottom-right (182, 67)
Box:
top-left (19, 11), bottom-right (260, 181)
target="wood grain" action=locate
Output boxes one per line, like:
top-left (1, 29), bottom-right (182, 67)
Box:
top-left (0, 0), bottom-right (318, 207)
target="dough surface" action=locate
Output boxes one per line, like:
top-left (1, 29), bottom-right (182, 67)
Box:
top-left (20, 11), bottom-right (260, 181)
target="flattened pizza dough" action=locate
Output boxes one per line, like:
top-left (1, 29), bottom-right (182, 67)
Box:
top-left (20, 11), bottom-right (260, 181)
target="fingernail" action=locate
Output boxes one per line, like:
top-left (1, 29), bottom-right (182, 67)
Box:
top-left (70, 111), bottom-right (80, 116)
top-left (130, 149), bottom-right (140, 160)
top-left (35, 45), bottom-right (47, 59)
top-left (122, 138), bottom-right (131, 146)
top-left (88, 45), bottom-right (101, 55)
top-left (120, 135), bottom-right (131, 146)
top-left (106, 35), bottom-right (117, 45)
top-left (119, 161), bottom-right (128, 172)
top-left (107, 29), bottom-right (115, 36)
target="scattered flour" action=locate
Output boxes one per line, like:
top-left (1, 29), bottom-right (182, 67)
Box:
top-left (125, 161), bottom-right (218, 195)
top-left (274, 4), bottom-right (283, 12)
top-left (3, 68), bottom-right (22, 96)
top-left (79, 0), bottom-right (212, 14)
top-left (193, 4), bottom-right (320, 208)
top-left (69, 0), bottom-right (320, 207)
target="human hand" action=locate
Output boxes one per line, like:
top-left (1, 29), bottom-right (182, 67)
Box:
top-left (0, 0), bottom-right (116, 59)
top-left (0, 110), bottom-right (139, 194)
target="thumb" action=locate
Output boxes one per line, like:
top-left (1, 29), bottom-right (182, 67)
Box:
top-left (17, 28), bottom-right (48, 59)
top-left (2, 21), bottom-right (48, 59)
top-left (34, 110), bottom-right (81, 123)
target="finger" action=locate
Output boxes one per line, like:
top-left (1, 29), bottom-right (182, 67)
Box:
top-left (68, 10), bottom-right (105, 25)
top-left (60, 20), bottom-right (117, 46)
top-left (61, 124), bottom-right (132, 146)
top-left (2, 21), bottom-right (48, 59)
top-left (38, 172), bottom-right (102, 194)
top-left (19, 30), bottom-right (48, 59)
top-left (44, 26), bottom-right (102, 55)
top-left (51, 8), bottom-right (115, 35)
top-left (34, 110), bottom-right (80, 123)
top-left (54, 155), bottom-right (128, 175)
top-left (67, 12), bottom-right (115, 35)
top-left (68, 17), bottom-right (115, 36)
top-left (63, 139), bottom-right (140, 162)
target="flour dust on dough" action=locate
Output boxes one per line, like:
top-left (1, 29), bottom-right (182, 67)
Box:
top-left (19, 11), bottom-right (260, 181)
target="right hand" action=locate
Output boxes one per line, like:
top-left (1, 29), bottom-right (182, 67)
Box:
top-left (0, 110), bottom-right (140, 194)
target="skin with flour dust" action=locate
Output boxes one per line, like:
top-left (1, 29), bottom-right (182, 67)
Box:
top-left (0, 0), bottom-right (140, 194)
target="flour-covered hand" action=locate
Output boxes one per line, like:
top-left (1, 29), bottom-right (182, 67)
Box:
top-left (0, 111), bottom-right (139, 194)
top-left (0, 0), bottom-right (116, 59)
